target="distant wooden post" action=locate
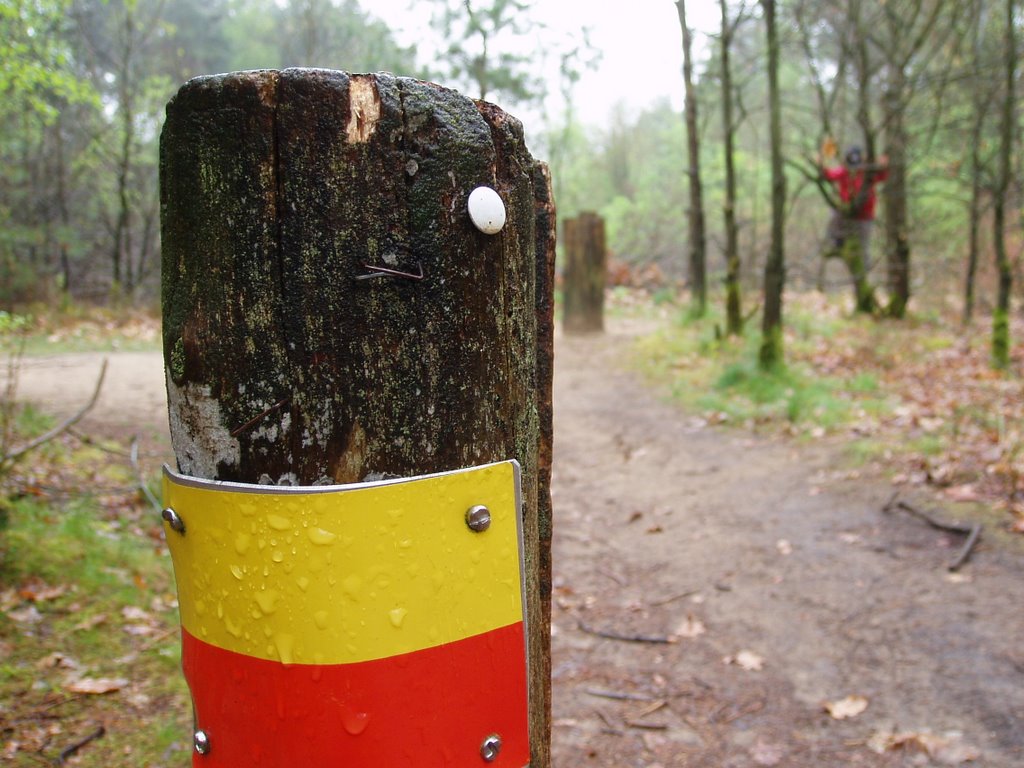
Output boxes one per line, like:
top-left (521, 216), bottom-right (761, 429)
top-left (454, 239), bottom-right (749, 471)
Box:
top-left (160, 69), bottom-right (554, 766)
top-left (562, 212), bottom-right (606, 333)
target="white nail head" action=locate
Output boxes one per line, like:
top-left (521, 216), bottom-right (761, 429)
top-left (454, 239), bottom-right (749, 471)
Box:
top-left (467, 186), bottom-right (506, 234)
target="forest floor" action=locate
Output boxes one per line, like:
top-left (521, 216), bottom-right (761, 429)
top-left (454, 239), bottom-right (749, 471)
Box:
top-left (4, 307), bottom-right (1024, 766)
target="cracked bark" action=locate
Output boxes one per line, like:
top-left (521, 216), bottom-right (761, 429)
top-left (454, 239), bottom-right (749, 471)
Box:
top-left (160, 68), bottom-right (554, 765)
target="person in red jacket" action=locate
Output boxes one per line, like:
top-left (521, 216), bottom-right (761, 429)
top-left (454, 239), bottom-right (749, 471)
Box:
top-left (821, 146), bottom-right (888, 264)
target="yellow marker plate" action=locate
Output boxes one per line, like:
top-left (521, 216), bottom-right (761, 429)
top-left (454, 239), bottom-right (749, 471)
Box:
top-left (162, 460), bottom-right (525, 666)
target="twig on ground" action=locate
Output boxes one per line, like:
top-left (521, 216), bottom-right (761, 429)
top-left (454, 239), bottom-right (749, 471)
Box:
top-left (632, 700), bottom-right (668, 719)
top-left (3, 359), bottom-right (107, 467)
top-left (948, 522), bottom-right (983, 572)
top-left (577, 620), bottom-right (676, 645)
top-left (883, 494), bottom-right (983, 570)
top-left (55, 725), bottom-right (105, 764)
top-left (597, 568), bottom-right (627, 586)
top-left (138, 626), bottom-right (178, 651)
top-left (649, 589), bottom-right (698, 607)
top-left (625, 720), bottom-right (669, 731)
top-left (595, 709), bottom-right (623, 736)
top-left (585, 688), bottom-right (657, 702)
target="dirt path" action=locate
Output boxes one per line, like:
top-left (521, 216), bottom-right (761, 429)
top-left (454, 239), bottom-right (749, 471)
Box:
top-left (16, 322), bottom-right (1024, 766)
top-left (551, 325), bottom-right (1024, 767)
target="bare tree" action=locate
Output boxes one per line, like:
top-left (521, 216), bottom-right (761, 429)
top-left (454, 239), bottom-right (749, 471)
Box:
top-left (676, 0), bottom-right (708, 317)
top-left (719, 0), bottom-right (745, 336)
top-left (992, 0), bottom-right (1016, 368)
top-left (759, 0), bottom-right (785, 368)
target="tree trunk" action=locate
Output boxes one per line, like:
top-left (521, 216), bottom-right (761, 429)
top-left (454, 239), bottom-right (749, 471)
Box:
top-left (160, 69), bottom-right (554, 765)
top-left (676, 0), bottom-right (707, 318)
top-left (562, 212), bottom-right (607, 334)
top-left (964, 124), bottom-right (983, 326)
top-left (992, 0), bottom-right (1015, 368)
top-left (883, 64), bottom-right (911, 318)
top-left (719, 0), bottom-right (743, 336)
top-left (759, 0), bottom-right (785, 369)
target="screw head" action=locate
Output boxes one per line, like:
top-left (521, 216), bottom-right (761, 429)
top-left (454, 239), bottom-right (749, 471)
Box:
top-left (480, 733), bottom-right (502, 762)
top-left (467, 186), bottom-right (506, 234)
top-left (193, 729), bottom-right (210, 755)
top-left (465, 505), bottom-right (492, 533)
top-left (161, 507), bottom-right (186, 535)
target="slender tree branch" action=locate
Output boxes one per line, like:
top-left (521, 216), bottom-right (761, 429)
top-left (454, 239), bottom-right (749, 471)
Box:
top-left (2, 359), bottom-right (107, 466)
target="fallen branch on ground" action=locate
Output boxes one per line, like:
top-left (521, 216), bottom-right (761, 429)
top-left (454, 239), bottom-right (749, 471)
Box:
top-left (882, 493), bottom-right (982, 571)
top-left (2, 359), bottom-right (107, 469)
top-left (649, 589), bottom-right (698, 607)
top-left (584, 689), bottom-right (658, 702)
top-left (56, 725), bottom-right (105, 764)
top-left (577, 620), bottom-right (676, 644)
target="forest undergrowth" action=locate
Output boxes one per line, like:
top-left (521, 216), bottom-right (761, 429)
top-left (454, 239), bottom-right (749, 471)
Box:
top-left (625, 287), bottom-right (1024, 538)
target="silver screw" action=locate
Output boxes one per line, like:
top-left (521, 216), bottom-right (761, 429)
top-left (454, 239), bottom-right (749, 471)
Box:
top-left (480, 733), bottom-right (502, 762)
top-left (162, 507), bottom-right (186, 535)
top-left (193, 729), bottom-right (210, 755)
top-left (465, 505), bottom-right (491, 533)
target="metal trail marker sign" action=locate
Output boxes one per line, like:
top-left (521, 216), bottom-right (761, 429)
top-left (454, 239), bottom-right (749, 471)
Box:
top-left (163, 461), bottom-right (529, 766)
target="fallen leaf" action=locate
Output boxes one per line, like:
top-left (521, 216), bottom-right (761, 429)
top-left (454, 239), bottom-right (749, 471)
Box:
top-left (824, 694), bottom-right (868, 719)
top-left (671, 615), bottom-right (706, 640)
top-left (868, 729), bottom-right (981, 764)
top-left (750, 739), bottom-right (785, 766)
top-left (724, 650), bottom-right (764, 671)
top-left (124, 624), bottom-right (158, 636)
top-left (646, 525), bottom-right (663, 534)
top-left (7, 605), bottom-right (42, 624)
top-left (944, 484), bottom-right (981, 502)
top-left (0, 589), bottom-right (20, 611)
top-left (66, 677), bottom-right (128, 695)
top-left (121, 606), bottom-right (152, 622)
top-left (627, 511), bottom-right (643, 523)
top-left (35, 653), bottom-right (79, 671)
top-left (18, 580), bottom-right (68, 603)
top-left (74, 613), bottom-right (108, 632)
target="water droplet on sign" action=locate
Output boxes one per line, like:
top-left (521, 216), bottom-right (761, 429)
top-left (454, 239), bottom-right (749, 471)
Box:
top-left (234, 533), bottom-right (251, 555)
top-left (267, 514), bottom-right (291, 531)
top-left (389, 607), bottom-right (407, 628)
top-left (342, 710), bottom-right (371, 736)
top-left (255, 590), bottom-right (279, 615)
top-left (308, 527), bottom-right (337, 545)
top-left (343, 575), bottom-right (362, 599)
top-left (275, 633), bottom-right (295, 665)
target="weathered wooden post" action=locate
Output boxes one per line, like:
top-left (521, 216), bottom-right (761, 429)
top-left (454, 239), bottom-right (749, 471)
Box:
top-left (160, 69), bottom-right (554, 766)
top-left (562, 212), bottom-right (606, 334)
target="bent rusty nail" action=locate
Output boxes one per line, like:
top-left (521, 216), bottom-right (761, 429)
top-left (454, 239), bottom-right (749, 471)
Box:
top-left (355, 261), bottom-right (425, 281)
top-left (230, 397), bottom-right (291, 438)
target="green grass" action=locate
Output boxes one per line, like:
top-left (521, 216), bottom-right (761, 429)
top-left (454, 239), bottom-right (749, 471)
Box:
top-left (634, 299), bottom-right (891, 436)
top-left (0, 474), bottom-right (190, 766)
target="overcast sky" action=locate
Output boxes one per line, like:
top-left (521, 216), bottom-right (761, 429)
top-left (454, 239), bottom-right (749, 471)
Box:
top-left (366, 0), bottom-right (719, 128)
